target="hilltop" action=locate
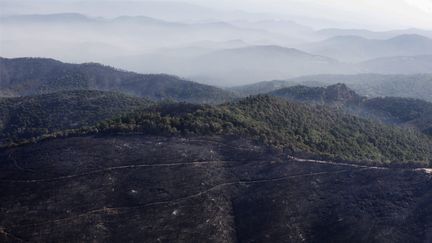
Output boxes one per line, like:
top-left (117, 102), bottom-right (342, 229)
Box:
top-left (231, 73), bottom-right (432, 102)
top-left (0, 90), bottom-right (151, 145)
top-left (82, 95), bottom-right (432, 164)
top-left (269, 83), bottom-right (363, 106)
top-left (0, 57), bottom-right (235, 103)
top-left (268, 84), bottom-right (432, 135)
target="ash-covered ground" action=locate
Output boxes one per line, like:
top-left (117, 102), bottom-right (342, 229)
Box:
top-left (0, 135), bottom-right (431, 242)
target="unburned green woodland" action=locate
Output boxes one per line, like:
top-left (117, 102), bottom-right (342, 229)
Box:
top-left (2, 92), bottom-right (430, 165)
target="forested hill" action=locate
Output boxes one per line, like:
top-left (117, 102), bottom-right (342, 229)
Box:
top-left (231, 74), bottom-right (432, 102)
top-left (0, 90), bottom-right (151, 145)
top-left (0, 57), bottom-right (235, 103)
top-left (289, 74), bottom-right (432, 102)
top-left (268, 84), bottom-right (432, 135)
top-left (269, 83), bottom-right (364, 106)
top-left (1, 85), bottom-right (431, 165)
top-left (86, 96), bottom-right (432, 165)
top-left (361, 97), bottom-right (432, 135)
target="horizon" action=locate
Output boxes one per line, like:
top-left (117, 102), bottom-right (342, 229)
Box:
top-left (1, 0), bottom-right (432, 86)
top-left (1, 0), bottom-right (432, 30)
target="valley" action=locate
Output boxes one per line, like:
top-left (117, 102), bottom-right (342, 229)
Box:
top-left (1, 1), bottom-right (432, 242)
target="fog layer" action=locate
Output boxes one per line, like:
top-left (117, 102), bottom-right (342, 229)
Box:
top-left (1, 1), bottom-right (432, 86)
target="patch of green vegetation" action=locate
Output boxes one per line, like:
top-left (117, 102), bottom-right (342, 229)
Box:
top-left (3, 93), bottom-right (430, 165)
top-left (362, 97), bottom-right (432, 132)
top-left (93, 96), bottom-right (432, 164)
top-left (0, 90), bottom-right (151, 144)
top-left (232, 74), bottom-right (432, 103)
top-left (269, 83), bottom-right (363, 105)
top-left (268, 84), bottom-right (432, 136)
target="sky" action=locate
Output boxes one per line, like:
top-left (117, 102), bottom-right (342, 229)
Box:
top-left (181, 0), bottom-right (432, 30)
top-left (1, 0), bottom-right (431, 29)
top-left (1, 0), bottom-right (432, 85)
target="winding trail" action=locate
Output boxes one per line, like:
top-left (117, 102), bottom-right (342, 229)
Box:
top-left (7, 168), bottom-right (356, 230)
top-left (287, 156), bottom-right (389, 170)
top-left (288, 156), bottom-right (432, 174)
top-left (0, 160), bottom-right (252, 183)
top-left (1, 155), bottom-right (430, 183)
top-left (1, 138), bottom-right (431, 236)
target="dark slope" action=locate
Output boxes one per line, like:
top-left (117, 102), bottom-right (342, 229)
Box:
top-left (0, 57), bottom-right (235, 103)
top-left (1, 135), bottom-right (431, 242)
top-left (268, 84), bottom-right (432, 135)
top-left (89, 96), bottom-right (432, 164)
top-left (0, 90), bottom-right (151, 145)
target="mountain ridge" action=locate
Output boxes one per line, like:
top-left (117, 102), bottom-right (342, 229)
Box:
top-left (0, 57), bottom-right (236, 103)
top-left (267, 84), bottom-right (432, 135)
top-left (230, 73), bottom-right (432, 102)
top-left (304, 34), bottom-right (432, 62)
top-left (0, 90), bottom-right (152, 145)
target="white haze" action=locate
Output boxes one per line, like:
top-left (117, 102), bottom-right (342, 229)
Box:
top-left (1, 0), bottom-right (432, 86)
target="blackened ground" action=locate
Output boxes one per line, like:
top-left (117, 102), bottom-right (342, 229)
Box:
top-left (0, 135), bottom-right (431, 243)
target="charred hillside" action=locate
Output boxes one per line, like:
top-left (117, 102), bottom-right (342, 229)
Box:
top-left (0, 87), bottom-right (431, 243)
top-left (0, 135), bottom-right (431, 242)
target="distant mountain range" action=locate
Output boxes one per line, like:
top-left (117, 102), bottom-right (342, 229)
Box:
top-left (317, 28), bottom-right (432, 40)
top-left (114, 42), bottom-right (432, 85)
top-left (358, 55), bottom-right (432, 74)
top-left (303, 34), bottom-right (432, 62)
top-left (0, 13), bottom-right (289, 57)
top-left (112, 45), bottom-right (363, 85)
top-left (0, 57), bottom-right (235, 103)
top-left (177, 45), bottom-right (344, 85)
top-left (3, 14), bottom-right (432, 85)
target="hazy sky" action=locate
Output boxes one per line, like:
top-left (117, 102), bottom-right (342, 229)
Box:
top-left (182, 0), bottom-right (432, 29)
top-left (1, 0), bottom-right (432, 85)
top-left (1, 0), bottom-right (431, 29)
